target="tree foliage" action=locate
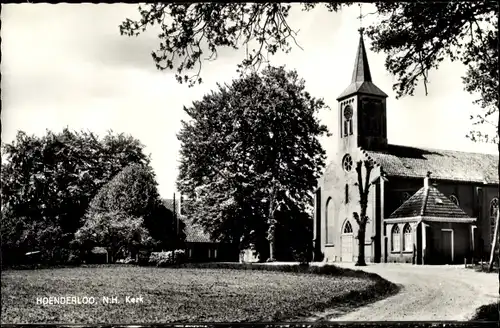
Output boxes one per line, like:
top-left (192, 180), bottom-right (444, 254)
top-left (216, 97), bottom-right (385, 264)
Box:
top-left (177, 65), bottom-right (328, 260)
top-left (87, 164), bottom-right (160, 218)
top-left (462, 27), bottom-right (498, 144)
top-left (119, 3), bottom-right (348, 86)
top-left (84, 163), bottom-right (182, 251)
top-left (121, 3), bottom-right (498, 141)
top-left (365, 1), bottom-right (498, 143)
top-left (1, 129), bottom-right (150, 264)
top-left (74, 211), bottom-right (153, 262)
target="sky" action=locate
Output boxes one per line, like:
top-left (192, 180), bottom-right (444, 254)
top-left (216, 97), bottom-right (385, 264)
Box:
top-left (2, 3), bottom-right (497, 199)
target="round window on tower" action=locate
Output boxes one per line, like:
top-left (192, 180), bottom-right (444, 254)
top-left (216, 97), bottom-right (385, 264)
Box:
top-left (343, 105), bottom-right (353, 120)
top-left (342, 154), bottom-right (353, 172)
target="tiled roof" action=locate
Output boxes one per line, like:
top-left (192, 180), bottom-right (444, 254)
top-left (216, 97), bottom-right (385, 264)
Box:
top-left (352, 33), bottom-right (372, 83)
top-left (183, 217), bottom-right (213, 243)
top-left (363, 144), bottom-right (499, 184)
top-left (337, 81), bottom-right (388, 100)
top-left (389, 185), bottom-right (472, 221)
top-left (162, 198), bottom-right (178, 214)
top-left (162, 198), bottom-right (213, 243)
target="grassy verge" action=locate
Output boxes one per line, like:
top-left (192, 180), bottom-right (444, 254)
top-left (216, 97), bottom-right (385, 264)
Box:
top-left (471, 302), bottom-right (499, 321)
top-left (1, 263), bottom-right (399, 324)
top-left (466, 263), bottom-right (499, 274)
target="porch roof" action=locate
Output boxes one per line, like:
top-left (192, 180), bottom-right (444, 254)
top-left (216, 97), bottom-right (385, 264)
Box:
top-left (387, 185), bottom-right (475, 224)
top-left (385, 216), bottom-right (476, 224)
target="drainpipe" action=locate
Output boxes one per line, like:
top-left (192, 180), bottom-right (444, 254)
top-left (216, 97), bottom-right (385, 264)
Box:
top-left (421, 222), bottom-right (428, 265)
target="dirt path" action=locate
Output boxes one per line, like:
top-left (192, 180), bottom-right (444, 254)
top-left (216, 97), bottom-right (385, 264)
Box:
top-left (327, 263), bottom-right (498, 321)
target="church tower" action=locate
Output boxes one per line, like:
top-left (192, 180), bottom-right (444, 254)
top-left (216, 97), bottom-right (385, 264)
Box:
top-left (336, 28), bottom-right (388, 152)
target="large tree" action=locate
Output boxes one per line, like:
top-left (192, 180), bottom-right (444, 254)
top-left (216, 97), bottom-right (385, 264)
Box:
top-left (74, 211), bottom-right (153, 263)
top-left (1, 129), bottom-right (150, 264)
top-left (87, 164), bottom-right (161, 218)
top-left (177, 66), bottom-right (328, 261)
top-left (85, 164), bottom-right (182, 251)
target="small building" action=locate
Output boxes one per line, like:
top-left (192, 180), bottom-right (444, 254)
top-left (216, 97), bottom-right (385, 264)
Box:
top-left (386, 174), bottom-right (476, 264)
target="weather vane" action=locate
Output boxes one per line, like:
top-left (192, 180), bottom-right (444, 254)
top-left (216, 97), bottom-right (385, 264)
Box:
top-left (357, 3), bottom-right (364, 35)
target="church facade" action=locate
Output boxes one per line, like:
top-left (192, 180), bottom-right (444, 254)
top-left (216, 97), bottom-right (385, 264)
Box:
top-left (313, 30), bottom-right (499, 265)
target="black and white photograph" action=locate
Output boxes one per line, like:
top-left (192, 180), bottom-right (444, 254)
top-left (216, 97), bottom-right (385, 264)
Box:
top-left (1, 2), bottom-right (498, 325)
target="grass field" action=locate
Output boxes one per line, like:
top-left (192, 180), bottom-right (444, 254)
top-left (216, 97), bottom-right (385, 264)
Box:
top-left (472, 302), bottom-right (499, 321)
top-left (1, 264), bottom-right (396, 324)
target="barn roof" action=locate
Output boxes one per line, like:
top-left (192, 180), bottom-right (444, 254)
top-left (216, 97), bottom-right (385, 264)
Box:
top-left (363, 144), bottom-right (498, 185)
top-left (182, 217), bottom-right (213, 243)
top-left (388, 185), bottom-right (474, 223)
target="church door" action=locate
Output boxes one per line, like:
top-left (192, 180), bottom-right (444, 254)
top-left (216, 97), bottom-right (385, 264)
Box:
top-left (341, 221), bottom-right (354, 262)
top-left (441, 229), bottom-right (454, 264)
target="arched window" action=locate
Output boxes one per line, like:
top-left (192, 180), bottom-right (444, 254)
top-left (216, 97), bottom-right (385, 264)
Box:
top-left (403, 224), bottom-right (412, 252)
top-left (325, 198), bottom-right (335, 244)
top-left (490, 198), bottom-right (499, 243)
top-left (343, 220), bottom-right (353, 234)
top-left (449, 194), bottom-right (459, 206)
top-left (343, 105), bottom-right (353, 137)
top-left (345, 184), bottom-right (349, 204)
top-left (391, 225), bottom-right (401, 252)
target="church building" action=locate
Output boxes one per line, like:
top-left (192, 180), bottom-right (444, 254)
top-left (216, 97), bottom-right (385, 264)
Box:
top-left (313, 29), bottom-right (499, 265)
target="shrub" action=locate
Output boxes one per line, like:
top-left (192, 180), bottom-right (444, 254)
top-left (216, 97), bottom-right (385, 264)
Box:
top-left (138, 250), bottom-right (151, 266)
top-left (67, 252), bottom-right (81, 265)
top-left (472, 302), bottom-right (499, 321)
top-left (148, 250), bottom-right (186, 267)
top-left (292, 249), bottom-right (311, 266)
top-left (123, 257), bottom-right (137, 264)
top-left (173, 249), bottom-right (186, 263)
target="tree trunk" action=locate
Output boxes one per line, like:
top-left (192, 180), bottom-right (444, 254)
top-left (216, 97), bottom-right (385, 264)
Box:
top-left (354, 161), bottom-right (373, 267)
top-left (267, 208), bottom-right (276, 262)
top-left (488, 138), bottom-right (500, 271)
top-left (269, 239), bottom-right (275, 262)
top-left (488, 204), bottom-right (499, 271)
top-left (356, 223), bottom-right (367, 266)
top-left (267, 184), bottom-right (277, 262)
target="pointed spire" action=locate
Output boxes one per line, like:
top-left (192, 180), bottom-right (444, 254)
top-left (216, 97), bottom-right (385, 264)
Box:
top-left (336, 22), bottom-right (388, 101)
top-left (351, 29), bottom-right (372, 83)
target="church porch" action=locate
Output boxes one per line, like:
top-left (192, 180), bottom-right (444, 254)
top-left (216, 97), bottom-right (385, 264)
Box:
top-left (384, 217), bottom-right (475, 265)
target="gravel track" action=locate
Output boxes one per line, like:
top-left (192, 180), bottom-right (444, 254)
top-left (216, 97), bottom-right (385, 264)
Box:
top-left (329, 263), bottom-right (498, 321)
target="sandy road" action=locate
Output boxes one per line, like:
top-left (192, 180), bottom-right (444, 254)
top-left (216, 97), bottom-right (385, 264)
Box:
top-left (329, 263), bottom-right (498, 321)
